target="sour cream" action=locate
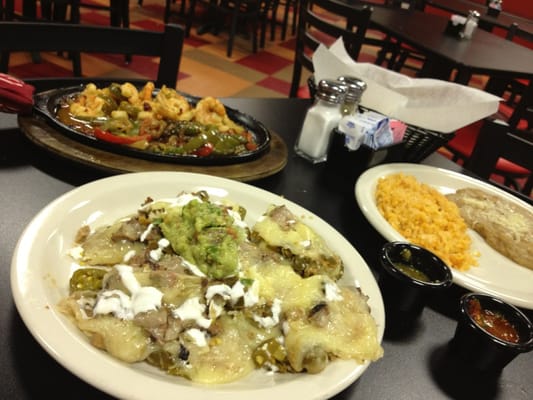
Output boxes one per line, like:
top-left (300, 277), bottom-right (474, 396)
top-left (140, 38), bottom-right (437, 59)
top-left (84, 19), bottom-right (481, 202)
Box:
top-left (205, 280), bottom-right (259, 307)
top-left (149, 238), bottom-right (170, 261)
top-left (172, 297), bottom-right (211, 329)
top-left (93, 265), bottom-right (163, 320)
top-left (185, 328), bottom-right (208, 347)
top-left (226, 208), bottom-right (248, 230)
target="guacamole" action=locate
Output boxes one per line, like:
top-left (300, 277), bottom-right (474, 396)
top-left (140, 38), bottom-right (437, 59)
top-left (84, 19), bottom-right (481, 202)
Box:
top-left (160, 200), bottom-right (245, 278)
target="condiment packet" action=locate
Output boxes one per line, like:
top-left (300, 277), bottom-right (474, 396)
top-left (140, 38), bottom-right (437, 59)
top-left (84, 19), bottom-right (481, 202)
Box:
top-left (390, 119), bottom-right (407, 143)
top-left (360, 111), bottom-right (393, 149)
top-left (337, 111), bottom-right (407, 151)
top-left (0, 73), bottom-right (35, 115)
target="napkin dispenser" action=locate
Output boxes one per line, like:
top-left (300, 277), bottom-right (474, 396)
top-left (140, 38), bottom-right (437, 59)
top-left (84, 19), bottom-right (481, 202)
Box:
top-left (444, 18), bottom-right (465, 38)
top-left (445, 12), bottom-right (480, 40)
top-left (487, 0), bottom-right (502, 17)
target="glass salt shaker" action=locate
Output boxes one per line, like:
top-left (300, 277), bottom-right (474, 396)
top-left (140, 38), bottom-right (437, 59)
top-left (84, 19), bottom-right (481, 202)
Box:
top-left (294, 79), bottom-right (346, 163)
top-left (461, 10), bottom-right (480, 39)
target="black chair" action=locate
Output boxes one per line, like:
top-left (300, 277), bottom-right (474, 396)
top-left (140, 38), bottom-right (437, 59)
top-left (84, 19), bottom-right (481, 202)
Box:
top-left (79, 0), bottom-right (129, 28)
top-left (289, 0), bottom-right (372, 98)
top-left (269, 0), bottom-right (298, 41)
top-left (186, 0), bottom-right (271, 57)
top-left (500, 23), bottom-right (533, 107)
top-left (164, 0), bottom-right (188, 26)
top-left (0, 22), bottom-right (185, 88)
top-left (465, 117), bottom-right (533, 198)
top-left (444, 80), bottom-right (533, 194)
top-left (374, 0), bottom-right (426, 74)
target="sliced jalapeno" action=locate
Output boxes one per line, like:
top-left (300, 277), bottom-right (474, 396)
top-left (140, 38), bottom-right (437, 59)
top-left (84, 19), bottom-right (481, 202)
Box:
top-left (69, 268), bottom-right (107, 293)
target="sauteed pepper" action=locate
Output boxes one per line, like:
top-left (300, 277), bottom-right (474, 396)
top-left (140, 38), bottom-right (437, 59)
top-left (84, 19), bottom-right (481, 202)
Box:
top-left (61, 82), bottom-right (261, 158)
top-left (94, 128), bottom-right (152, 145)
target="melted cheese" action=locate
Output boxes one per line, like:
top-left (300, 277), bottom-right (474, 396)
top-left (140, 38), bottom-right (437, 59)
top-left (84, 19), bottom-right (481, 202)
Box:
top-left (253, 214), bottom-right (328, 259)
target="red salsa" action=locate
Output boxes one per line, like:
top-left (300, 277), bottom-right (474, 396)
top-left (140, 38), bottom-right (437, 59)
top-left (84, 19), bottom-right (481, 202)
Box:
top-left (467, 298), bottom-right (520, 343)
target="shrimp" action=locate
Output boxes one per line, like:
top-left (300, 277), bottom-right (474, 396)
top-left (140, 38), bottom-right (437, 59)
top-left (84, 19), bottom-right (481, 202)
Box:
top-left (70, 87), bottom-right (107, 118)
top-left (138, 82), bottom-right (155, 102)
top-left (120, 82), bottom-right (141, 105)
top-left (154, 86), bottom-right (192, 120)
top-left (194, 97), bottom-right (226, 126)
top-left (194, 97), bottom-right (244, 133)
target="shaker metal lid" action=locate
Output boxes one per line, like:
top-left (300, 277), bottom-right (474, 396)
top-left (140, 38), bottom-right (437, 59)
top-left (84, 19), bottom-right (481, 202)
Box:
top-left (337, 76), bottom-right (367, 101)
top-left (316, 79), bottom-right (346, 103)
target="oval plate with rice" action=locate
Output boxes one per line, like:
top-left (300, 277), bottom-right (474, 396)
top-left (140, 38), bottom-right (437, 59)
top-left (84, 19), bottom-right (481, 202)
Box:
top-left (355, 163), bottom-right (533, 310)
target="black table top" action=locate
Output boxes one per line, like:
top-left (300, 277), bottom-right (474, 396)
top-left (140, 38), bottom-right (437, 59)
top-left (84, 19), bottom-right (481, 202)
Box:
top-left (425, 0), bottom-right (533, 34)
top-left (1, 97), bottom-right (532, 399)
top-left (367, 5), bottom-right (533, 83)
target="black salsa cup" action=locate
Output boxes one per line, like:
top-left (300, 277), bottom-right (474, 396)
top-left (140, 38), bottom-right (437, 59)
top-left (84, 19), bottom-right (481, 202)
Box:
top-left (449, 293), bottom-right (533, 375)
top-left (378, 241), bottom-right (453, 332)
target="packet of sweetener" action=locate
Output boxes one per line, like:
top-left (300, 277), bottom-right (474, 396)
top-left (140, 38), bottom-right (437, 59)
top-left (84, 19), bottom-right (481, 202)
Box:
top-left (337, 111), bottom-right (407, 151)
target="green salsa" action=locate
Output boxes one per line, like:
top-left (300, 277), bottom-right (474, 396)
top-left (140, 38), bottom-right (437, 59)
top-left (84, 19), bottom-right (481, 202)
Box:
top-left (393, 262), bottom-right (431, 282)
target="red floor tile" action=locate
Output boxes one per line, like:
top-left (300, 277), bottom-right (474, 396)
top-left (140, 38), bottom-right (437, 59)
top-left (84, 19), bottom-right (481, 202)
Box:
top-left (93, 53), bottom-right (160, 77)
top-left (132, 19), bottom-right (165, 31)
top-left (237, 51), bottom-right (292, 75)
top-left (185, 35), bottom-right (212, 47)
top-left (256, 76), bottom-right (291, 95)
top-left (80, 11), bottom-right (112, 26)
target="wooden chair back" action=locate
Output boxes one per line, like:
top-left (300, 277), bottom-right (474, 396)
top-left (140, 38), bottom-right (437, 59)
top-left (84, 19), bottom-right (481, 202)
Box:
top-left (289, 0), bottom-right (372, 97)
top-left (0, 21), bottom-right (185, 88)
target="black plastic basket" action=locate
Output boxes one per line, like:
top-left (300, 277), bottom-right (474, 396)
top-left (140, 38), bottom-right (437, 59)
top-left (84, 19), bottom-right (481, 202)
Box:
top-left (400, 123), bottom-right (455, 162)
top-left (308, 76), bottom-right (455, 163)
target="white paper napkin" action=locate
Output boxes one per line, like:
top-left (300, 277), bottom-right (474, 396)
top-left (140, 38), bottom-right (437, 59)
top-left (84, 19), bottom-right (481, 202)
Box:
top-left (312, 38), bottom-right (501, 133)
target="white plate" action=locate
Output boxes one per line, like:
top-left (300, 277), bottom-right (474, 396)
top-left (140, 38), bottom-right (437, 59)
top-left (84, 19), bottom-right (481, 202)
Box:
top-left (355, 163), bottom-right (533, 310)
top-left (11, 171), bottom-right (385, 400)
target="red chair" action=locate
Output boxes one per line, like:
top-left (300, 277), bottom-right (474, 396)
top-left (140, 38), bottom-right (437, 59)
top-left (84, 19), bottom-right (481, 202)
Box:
top-left (464, 116), bottom-right (533, 198)
top-left (442, 81), bottom-right (533, 193)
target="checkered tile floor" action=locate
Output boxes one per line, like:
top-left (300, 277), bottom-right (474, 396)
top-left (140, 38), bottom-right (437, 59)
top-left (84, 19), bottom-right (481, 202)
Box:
top-left (6, 0), bottom-right (391, 98)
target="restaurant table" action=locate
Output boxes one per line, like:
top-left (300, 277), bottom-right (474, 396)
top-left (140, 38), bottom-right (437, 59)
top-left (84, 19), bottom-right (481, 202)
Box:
top-left (1, 97), bottom-right (532, 399)
top-left (366, 5), bottom-right (533, 85)
top-left (425, 0), bottom-right (533, 34)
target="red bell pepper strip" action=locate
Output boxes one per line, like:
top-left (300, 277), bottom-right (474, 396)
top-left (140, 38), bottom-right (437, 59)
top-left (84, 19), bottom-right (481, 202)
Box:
top-left (94, 128), bottom-right (152, 144)
top-left (244, 132), bottom-right (258, 151)
top-left (194, 142), bottom-right (214, 157)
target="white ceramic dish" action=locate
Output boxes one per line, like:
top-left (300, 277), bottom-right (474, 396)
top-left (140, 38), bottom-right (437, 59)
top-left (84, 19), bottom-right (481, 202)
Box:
top-left (11, 171), bottom-right (385, 400)
top-left (355, 163), bottom-right (533, 310)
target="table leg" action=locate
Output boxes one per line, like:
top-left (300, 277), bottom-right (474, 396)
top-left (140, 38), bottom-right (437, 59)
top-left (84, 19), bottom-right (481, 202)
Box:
top-left (195, 0), bottom-right (225, 36)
